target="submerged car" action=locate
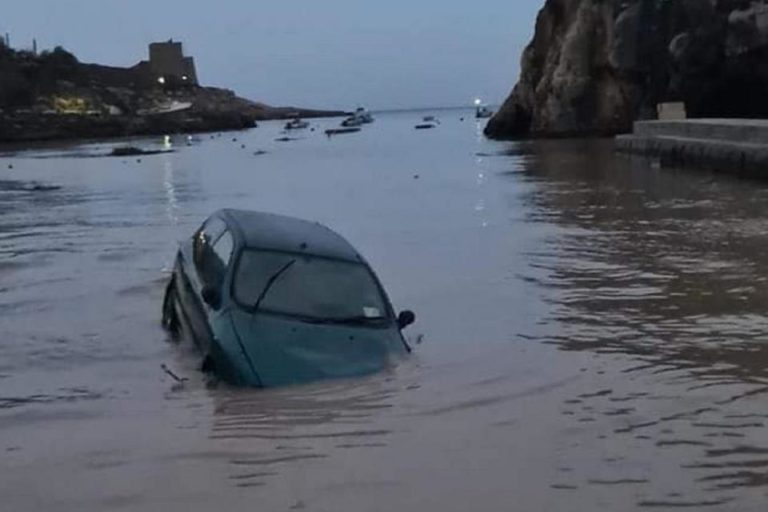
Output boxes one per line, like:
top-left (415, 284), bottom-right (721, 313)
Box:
top-left (162, 209), bottom-right (415, 387)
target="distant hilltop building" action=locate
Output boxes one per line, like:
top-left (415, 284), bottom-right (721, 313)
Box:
top-left (137, 39), bottom-right (198, 86)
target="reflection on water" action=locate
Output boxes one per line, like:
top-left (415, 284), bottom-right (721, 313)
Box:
top-left (3, 118), bottom-right (768, 510)
top-left (510, 139), bottom-right (768, 508)
top-left (210, 378), bottom-right (400, 488)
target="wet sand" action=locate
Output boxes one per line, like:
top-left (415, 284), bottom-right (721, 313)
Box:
top-left (2, 112), bottom-right (768, 511)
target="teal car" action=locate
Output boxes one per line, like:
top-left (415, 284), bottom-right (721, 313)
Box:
top-left (162, 209), bottom-right (415, 387)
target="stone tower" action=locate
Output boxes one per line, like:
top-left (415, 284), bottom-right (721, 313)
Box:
top-left (146, 39), bottom-right (198, 86)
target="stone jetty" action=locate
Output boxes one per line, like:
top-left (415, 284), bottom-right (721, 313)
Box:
top-left (616, 120), bottom-right (768, 178)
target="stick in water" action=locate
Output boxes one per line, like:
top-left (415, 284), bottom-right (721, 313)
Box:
top-left (161, 364), bottom-right (188, 383)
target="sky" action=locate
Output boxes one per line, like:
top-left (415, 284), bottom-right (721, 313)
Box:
top-left (2, 1), bottom-right (544, 111)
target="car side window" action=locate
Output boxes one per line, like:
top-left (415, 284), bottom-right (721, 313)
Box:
top-left (212, 231), bottom-right (234, 268)
top-left (194, 217), bottom-right (227, 269)
top-left (194, 218), bottom-right (230, 290)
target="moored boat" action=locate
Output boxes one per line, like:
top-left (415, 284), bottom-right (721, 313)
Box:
top-left (284, 118), bottom-right (309, 130)
top-left (325, 127), bottom-right (362, 136)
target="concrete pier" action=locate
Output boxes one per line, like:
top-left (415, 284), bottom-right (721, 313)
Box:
top-left (616, 119), bottom-right (768, 178)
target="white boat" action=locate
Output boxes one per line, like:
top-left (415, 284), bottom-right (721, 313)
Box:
top-left (354, 107), bottom-right (374, 124)
top-left (341, 116), bottom-right (365, 127)
top-left (284, 118), bottom-right (309, 130)
top-left (476, 105), bottom-right (493, 119)
top-left (415, 115), bottom-right (440, 130)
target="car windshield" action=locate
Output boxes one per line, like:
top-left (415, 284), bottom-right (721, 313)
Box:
top-left (233, 250), bottom-right (388, 322)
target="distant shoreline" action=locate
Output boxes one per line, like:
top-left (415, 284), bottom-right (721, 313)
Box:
top-left (0, 43), bottom-right (346, 143)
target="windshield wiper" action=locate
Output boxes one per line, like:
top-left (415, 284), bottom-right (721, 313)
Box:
top-left (311, 314), bottom-right (387, 325)
top-left (251, 259), bottom-right (296, 313)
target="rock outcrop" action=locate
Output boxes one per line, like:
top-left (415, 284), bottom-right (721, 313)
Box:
top-left (0, 43), bottom-right (345, 142)
top-left (485, 0), bottom-right (768, 139)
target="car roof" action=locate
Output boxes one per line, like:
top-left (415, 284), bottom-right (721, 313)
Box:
top-left (218, 209), bottom-right (363, 263)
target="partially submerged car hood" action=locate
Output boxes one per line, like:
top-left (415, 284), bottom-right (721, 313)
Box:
top-left (227, 309), bottom-right (405, 387)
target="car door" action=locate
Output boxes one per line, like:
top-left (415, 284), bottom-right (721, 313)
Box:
top-left (195, 227), bottom-right (235, 353)
top-left (177, 216), bottom-right (229, 351)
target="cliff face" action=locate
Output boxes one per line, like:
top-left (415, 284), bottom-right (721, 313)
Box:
top-left (485, 0), bottom-right (768, 139)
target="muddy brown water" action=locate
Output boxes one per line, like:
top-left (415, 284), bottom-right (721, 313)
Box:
top-left (2, 111), bottom-right (768, 511)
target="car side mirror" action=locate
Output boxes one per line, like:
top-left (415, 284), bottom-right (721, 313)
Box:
top-left (202, 286), bottom-right (221, 310)
top-left (397, 310), bottom-right (415, 330)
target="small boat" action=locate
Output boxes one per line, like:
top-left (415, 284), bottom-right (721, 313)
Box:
top-left (476, 105), bottom-right (493, 119)
top-left (340, 107), bottom-right (374, 127)
top-left (285, 118), bottom-right (309, 130)
top-left (354, 107), bottom-right (374, 124)
top-left (325, 127), bottom-right (362, 136)
top-left (414, 123), bottom-right (436, 130)
top-left (341, 116), bottom-right (365, 127)
top-left (422, 115), bottom-right (439, 123)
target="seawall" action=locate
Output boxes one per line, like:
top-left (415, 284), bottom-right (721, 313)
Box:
top-left (616, 120), bottom-right (768, 178)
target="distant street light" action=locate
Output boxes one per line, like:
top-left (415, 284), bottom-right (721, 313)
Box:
top-left (157, 76), bottom-right (166, 85)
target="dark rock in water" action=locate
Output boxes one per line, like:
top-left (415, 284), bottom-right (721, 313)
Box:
top-left (109, 146), bottom-right (173, 157)
top-left (486, 0), bottom-right (768, 139)
top-left (110, 146), bottom-right (146, 157)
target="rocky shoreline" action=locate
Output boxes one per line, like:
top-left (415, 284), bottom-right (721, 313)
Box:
top-left (0, 44), bottom-right (345, 143)
top-left (0, 88), bottom-right (347, 143)
top-left (486, 0), bottom-right (768, 139)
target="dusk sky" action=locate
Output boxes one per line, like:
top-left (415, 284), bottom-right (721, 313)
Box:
top-left (2, 1), bottom-right (543, 110)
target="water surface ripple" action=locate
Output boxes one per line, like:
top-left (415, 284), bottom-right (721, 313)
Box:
top-left (2, 118), bottom-right (768, 511)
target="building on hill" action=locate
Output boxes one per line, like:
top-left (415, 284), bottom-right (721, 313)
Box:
top-left (137, 39), bottom-right (198, 87)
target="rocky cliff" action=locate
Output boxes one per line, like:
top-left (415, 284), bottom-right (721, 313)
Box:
top-left (0, 43), bottom-right (345, 142)
top-left (485, 0), bottom-right (768, 139)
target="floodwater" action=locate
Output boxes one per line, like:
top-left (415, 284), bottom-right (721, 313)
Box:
top-left (2, 111), bottom-right (768, 511)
